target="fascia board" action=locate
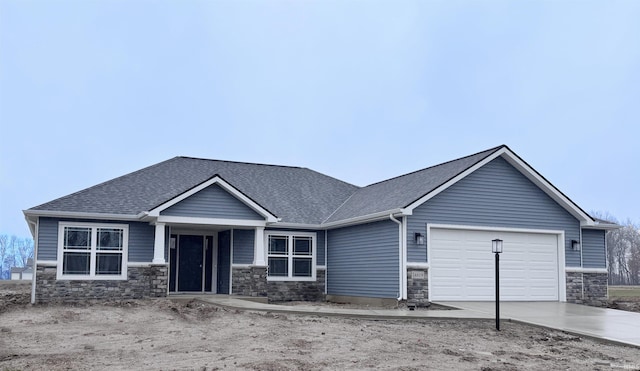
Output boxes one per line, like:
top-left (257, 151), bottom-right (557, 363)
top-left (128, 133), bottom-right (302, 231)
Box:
top-left (23, 209), bottom-right (141, 221)
top-left (156, 215), bottom-right (267, 228)
top-left (581, 223), bottom-right (620, 231)
top-left (321, 209), bottom-right (406, 229)
top-left (267, 222), bottom-right (324, 230)
top-left (147, 175), bottom-right (278, 223)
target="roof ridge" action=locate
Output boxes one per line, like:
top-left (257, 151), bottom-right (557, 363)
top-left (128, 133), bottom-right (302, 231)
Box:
top-left (177, 156), bottom-right (306, 169)
top-left (362, 145), bottom-right (505, 188)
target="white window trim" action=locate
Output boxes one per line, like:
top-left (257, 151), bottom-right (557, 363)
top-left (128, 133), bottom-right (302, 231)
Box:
top-left (57, 222), bottom-right (129, 280)
top-left (265, 231), bottom-right (316, 282)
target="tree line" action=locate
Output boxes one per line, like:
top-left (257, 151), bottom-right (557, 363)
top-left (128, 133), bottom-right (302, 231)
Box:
top-left (0, 234), bottom-right (34, 279)
top-left (599, 216), bottom-right (640, 285)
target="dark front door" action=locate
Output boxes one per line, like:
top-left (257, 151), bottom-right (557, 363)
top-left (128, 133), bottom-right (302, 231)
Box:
top-left (178, 235), bottom-right (204, 292)
top-left (217, 230), bottom-right (231, 294)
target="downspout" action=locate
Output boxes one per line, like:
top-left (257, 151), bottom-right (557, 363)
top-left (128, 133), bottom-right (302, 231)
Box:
top-left (324, 230), bottom-right (328, 295)
top-left (389, 214), bottom-right (403, 301)
top-left (30, 218), bottom-right (39, 304)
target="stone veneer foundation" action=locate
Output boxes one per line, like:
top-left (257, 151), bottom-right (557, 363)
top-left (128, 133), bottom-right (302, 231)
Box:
top-left (405, 268), bottom-right (608, 308)
top-left (231, 267), bottom-right (325, 302)
top-left (566, 271), bottom-right (608, 307)
top-left (231, 266), bottom-right (268, 298)
top-left (407, 267), bottom-right (429, 306)
top-left (35, 265), bottom-right (168, 303)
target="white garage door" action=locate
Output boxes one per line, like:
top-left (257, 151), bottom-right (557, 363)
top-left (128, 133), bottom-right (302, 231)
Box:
top-left (430, 228), bottom-right (559, 301)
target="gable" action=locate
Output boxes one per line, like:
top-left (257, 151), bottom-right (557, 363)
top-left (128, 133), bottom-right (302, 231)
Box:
top-left (407, 157), bottom-right (581, 265)
top-left (160, 184), bottom-right (264, 220)
top-left (419, 157), bottom-right (580, 227)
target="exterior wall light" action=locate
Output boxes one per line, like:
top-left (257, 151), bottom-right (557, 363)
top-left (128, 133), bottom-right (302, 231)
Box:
top-left (414, 233), bottom-right (425, 245)
top-left (571, 240), bottom-right (581, 251)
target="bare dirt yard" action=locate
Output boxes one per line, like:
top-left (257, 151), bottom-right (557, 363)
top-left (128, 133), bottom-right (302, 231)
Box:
top-left (1, 283), bottom-right (639, 371)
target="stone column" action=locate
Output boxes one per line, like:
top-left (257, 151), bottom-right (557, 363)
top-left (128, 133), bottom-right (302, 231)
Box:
top-left (152, 223), bottom-right (166, 264)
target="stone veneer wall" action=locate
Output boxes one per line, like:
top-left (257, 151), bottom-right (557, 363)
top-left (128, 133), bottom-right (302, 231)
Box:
top-left (231, 266), bottom-right (267, 298)
top-left (267, 269), bottom-right (325, 302)
top-left (565, 271), bottom-right (608, 307)
top-left (407, 267), bottom-right (429, 305)
top-left (35, 265), bottom-right (168, 303)
top-left (583, 273), bottom-right (608, 307)
top-left (565, 272), bottom-right (583, 303)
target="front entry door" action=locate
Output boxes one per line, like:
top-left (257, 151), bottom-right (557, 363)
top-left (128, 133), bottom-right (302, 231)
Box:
top-left (178, 235), bottom-right (204, 292)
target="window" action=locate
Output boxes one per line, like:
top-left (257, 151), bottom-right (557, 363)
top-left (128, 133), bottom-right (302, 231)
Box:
top-left (58, 223), bottom-right (128, 280)
top-left (266, 232), bottom-right (315, 281)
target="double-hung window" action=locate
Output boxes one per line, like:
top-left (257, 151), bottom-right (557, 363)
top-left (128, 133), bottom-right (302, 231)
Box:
top-left (57, 223), bottom-right (128, 280)
top-left (266, 232), bottom-right (315, 281)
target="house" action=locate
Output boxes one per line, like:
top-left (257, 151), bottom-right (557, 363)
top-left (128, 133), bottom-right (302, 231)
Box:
top-left (23, 145), bottom-right (616, 306)
top-left (10, 258), bottom-right (33, 280)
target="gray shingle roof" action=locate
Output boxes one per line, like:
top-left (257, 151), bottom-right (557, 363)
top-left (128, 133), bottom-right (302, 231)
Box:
top-left (323, 146), bottom-right (501, 223)
top-left (29, 157), bottom-right (359, 224)
top-left (28, 146), bottom-right (503, 225)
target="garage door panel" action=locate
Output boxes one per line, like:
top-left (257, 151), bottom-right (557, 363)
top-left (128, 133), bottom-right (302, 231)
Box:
top-left (430, 228), bottom-right (559, 301)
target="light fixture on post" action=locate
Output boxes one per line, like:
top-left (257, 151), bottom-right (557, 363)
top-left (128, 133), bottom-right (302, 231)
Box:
top-left (414, 233), bottom-right (425, 245)
top-left (571, 240), bottom-right (581, 251)
top-left (492, 238), bottom-right (503, 331)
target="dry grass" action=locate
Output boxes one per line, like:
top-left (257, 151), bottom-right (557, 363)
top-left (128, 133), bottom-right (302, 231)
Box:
top-left (609, 286), bottom-right (640, 299)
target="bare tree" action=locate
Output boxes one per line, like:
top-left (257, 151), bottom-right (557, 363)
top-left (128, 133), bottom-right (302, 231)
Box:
top-left (0, 234), bottom-right (7, 279)
top-left (0, 234), bottom-right (35, 279)
top-left (593, 212), bottom-right (640, 285)
top-left (17, 238), bottom-right (34, 266)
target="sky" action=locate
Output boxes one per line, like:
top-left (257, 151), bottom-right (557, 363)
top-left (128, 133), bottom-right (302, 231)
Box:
top-left (0, 0), bottom-right (638, 238)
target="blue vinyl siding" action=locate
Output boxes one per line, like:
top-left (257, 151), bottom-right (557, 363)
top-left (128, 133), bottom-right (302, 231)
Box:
top-left (327, 220), bottom-right (399, 298)
top-left (37, 217), bottom-right (58, 261)
top-left (36, 217), bottom-right (155, 262)
top-left (407, 157), bottom-right (581, 266)
top-left (317, 231), bottom-right (326, 266)
top-left (128, 222), bottom-right (155, 262)
top-left (582, 229), bottom-right (606, 268)
top-left (232, 229), bottom-right (255, 264)
top-left (161, 184), bottom-right (263, 220)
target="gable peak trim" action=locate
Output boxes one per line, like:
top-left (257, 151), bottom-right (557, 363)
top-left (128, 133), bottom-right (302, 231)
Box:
top-left (147, 174), bottom-right (278, 222)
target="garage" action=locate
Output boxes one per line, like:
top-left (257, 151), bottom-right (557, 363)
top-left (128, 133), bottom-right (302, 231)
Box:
top-left (429, 227), bottom-right (561, 301)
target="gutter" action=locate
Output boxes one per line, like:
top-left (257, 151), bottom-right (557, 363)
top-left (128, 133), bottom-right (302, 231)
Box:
top-left (23, 209), bottom-right (141, 221)
top-left (323, 209), bottom-right (407, 229)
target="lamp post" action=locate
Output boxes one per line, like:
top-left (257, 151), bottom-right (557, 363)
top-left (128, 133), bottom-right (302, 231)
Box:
top-left (492, 238), bottom-right (503, 331)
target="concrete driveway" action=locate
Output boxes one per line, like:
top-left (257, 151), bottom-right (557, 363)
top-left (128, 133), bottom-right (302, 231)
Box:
top-left (436, 301), bottom-right (640, 348)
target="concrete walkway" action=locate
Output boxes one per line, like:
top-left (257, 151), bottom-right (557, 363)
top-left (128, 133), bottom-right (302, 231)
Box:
top-left (173, 295), bottom-right (640, 348)
top-left (436, 301), bottom-right (640, 348)
top-left (173, 294), bottom-right (492, 320)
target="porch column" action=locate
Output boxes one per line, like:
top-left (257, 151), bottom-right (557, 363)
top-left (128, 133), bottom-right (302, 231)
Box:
top-left (254, 226), bottom-right (266, 266)
top-left (152, 223), bottom-right (166, 264)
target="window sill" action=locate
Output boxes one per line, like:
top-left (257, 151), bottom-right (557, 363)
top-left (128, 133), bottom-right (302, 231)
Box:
top-left (56, 275), bottom-right (128, 281)
top-left (267, 276), bottom-right (316, 282)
